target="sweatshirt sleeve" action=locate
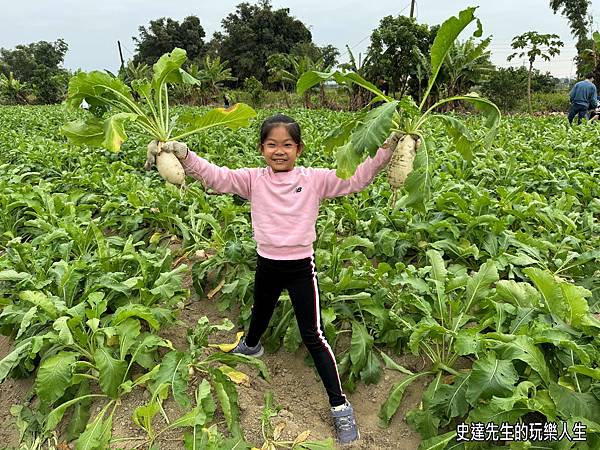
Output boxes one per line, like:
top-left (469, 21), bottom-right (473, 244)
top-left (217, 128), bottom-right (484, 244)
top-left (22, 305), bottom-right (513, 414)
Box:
top-left (180, 150), bottom-right (252, 199)
top-left (314, 147), bottom-right (393, 199)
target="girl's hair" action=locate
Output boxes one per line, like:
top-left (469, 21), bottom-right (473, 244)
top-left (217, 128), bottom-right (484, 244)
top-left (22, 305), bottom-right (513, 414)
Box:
top-left (259, 114), bottom-right (302, 146)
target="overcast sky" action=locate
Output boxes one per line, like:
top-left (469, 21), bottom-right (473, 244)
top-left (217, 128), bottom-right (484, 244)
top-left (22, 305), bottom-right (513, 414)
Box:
top-left (1, 0), bottom-right (598, 78)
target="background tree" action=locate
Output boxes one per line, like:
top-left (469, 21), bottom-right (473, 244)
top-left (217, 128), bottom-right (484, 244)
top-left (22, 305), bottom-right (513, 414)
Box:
top-left (0, 39), bottom-right (69, 104)
top-left (580, 31), bottom-right (600, 83)
top-left (481, 66), bottom-right (560, 112)
top-left (365, 15), bottom-right (437, 100)
top-left (211, 0), bottom-right (312, 85)
top-left (338, 45), bottom-right (373, 110)
top-left (508, 31), bottom-right (563, 114)
top-left (133, 16), bottom-right (205, 66)
top-left (439, 37), bottom-right (494, 99)
top-left (549, 0), bottom-right (591, 75)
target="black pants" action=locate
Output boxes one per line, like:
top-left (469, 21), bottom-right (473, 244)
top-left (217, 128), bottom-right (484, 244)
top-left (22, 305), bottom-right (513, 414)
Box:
top-left (245, 254), bottom-right (347, 407)
top-left (568, 103), bottom-right (589, 124)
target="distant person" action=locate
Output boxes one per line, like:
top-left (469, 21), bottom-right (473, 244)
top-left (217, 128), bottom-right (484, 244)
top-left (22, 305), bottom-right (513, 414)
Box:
top-left (568, 73), bottom-right (598, 124)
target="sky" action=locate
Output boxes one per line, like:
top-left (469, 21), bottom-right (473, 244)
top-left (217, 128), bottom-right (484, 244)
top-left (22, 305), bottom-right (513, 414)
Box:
top-left (1, 0), bottom-right (599, 78)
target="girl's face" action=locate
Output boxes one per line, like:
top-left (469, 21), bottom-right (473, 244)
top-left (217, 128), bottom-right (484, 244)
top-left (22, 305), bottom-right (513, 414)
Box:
top-left (260, 125), bottom-right (303, 172)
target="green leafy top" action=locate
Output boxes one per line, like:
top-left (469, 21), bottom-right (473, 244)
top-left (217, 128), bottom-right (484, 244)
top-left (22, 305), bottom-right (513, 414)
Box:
top-left (62, 48), bottom-right (256, 152)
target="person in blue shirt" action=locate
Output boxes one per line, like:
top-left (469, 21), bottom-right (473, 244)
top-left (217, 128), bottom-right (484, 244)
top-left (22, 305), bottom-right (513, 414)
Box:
top-left (568, 73), bottom-right (598, 124)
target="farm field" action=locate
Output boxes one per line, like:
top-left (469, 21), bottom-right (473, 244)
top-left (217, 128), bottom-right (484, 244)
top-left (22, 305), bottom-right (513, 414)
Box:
top-left (1, 104), bottom-right (600, 450)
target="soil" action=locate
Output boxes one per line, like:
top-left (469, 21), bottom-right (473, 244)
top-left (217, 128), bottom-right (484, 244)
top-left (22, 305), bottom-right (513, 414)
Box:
top-left (0, 259), bottom-right (424, 450)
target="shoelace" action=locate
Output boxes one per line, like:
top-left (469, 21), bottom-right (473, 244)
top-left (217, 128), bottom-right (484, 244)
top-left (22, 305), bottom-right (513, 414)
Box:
top-left (335, 416), bottom-right (354, 432)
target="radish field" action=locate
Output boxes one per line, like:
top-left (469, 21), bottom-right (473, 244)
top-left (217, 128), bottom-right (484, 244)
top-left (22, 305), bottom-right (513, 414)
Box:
top-left (1, 105), bottom-right (600, 449)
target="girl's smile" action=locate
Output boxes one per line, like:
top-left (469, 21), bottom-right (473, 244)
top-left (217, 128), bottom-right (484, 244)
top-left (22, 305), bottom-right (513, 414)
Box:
top-left (261, 125), bottom-right (304, 172)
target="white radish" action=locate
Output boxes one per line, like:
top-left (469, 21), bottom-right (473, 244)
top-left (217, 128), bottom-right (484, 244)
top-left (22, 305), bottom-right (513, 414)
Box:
top-left (155, 142), bottom-right (186, 185)
top-left (387, 134), bottom-right (417, 189)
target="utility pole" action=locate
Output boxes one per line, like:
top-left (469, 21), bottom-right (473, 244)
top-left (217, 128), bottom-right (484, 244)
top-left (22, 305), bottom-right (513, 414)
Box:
top-left (117, 40), bottom-right (125, 71)
top-left (409, 0), bottom-right (416, 18)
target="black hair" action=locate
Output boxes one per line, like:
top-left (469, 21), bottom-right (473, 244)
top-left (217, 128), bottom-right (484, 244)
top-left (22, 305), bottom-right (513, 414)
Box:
top-left (259, 114), bottom-right (302, 146)
top-left (586, 72), bottom-right (595, 80)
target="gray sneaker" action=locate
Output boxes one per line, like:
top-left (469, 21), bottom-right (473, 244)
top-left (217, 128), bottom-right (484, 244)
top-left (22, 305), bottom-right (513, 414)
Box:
top-left (230, 339), bottom-right (264, 357)
top-left (331, 402), bottom-right (359, 445)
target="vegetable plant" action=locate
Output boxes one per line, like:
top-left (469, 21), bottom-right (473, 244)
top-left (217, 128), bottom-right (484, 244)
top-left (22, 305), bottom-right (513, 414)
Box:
top-left (61, 48), bottom-right (256, 185)
top-left (297, 7), bottom-right (500, 210)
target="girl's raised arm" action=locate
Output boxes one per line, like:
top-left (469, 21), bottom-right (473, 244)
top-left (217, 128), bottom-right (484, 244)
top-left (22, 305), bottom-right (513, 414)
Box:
top-left (181, 149), bottom-right (253, 199)
top-left (314, 146), bottom-right (393, 199)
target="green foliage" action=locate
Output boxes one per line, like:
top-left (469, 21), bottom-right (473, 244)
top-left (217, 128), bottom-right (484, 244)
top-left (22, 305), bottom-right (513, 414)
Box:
top-left (133, 16), bottom-right (206, 67)
top-left (0, 39), bottom-right (69, 104)
top-left (243, 76), bottom-right (265, 108)
top-left (61, 48), bottom-right (256, 151)
top-left (366, 14), bottom-right (437, 100)
top-left (210, 0), bottom-right (312, 85)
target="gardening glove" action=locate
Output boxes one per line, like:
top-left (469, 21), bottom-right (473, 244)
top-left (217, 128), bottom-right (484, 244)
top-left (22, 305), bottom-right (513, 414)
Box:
top-left (382, 132), bottom-right (402, 152)
top-left (144, 140), bottom-right (159, 171)
top-left (162, 141), bottom-right (189, 160)
top-left (144, 140), bottom-right (189, 171)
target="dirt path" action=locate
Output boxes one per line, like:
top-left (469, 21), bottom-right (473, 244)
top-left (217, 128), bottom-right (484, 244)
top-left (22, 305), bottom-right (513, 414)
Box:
top-left (0, 265), bottom-right (424, 449)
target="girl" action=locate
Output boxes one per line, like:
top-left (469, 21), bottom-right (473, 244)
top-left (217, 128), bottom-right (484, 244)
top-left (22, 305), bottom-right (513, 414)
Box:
top-left (145, 114), bottom-right (400, 445)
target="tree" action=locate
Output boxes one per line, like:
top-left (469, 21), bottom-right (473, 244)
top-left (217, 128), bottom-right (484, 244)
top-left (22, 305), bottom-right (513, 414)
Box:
top-left (0, 39), bottom-right (69, 104)
top-left (508, 31), bottom-right (563, 114)
top-left (133, 16), bottom-right (205, 66)
top-left (0, 72), bottom-right (29, 104)
top-left (439, 37), bottom-right (494, 99)
top-left (211, 0), bottom-right (312, 85)
top-left (365, 15), bottom-right (437, 99)
top-left (549, 0), bottom-right (590, 74)
top-left (580, 31), bottom-right (600, 83)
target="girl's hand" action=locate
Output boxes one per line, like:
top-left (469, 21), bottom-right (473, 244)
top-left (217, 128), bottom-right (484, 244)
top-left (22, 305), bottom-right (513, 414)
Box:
top-left (144, 140), bottom-right (189, 171)
top-left (162, 141), bottom-right (190, 160)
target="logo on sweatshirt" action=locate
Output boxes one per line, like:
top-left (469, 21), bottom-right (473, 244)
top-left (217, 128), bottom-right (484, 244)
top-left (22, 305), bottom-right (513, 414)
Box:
top-left (295, 186), bottom-right (303, 193)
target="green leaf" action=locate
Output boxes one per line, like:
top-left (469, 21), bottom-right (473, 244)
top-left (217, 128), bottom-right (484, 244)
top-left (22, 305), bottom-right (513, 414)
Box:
top-left (15, 306), bottom-right (37, 340)
top-left (53, 316), bottom-right (74, 345)
top-left (496, 280), bottom-right (541, 308)
top-left (176, 103), bottom-right (257, 138)
top-left (168, 379), bottom-right (216, 429)
top-left (204, 352), bottom-right (270, 381)
top-left (359, 351), bottom-right (381, 384)
top-left (0, 269), bottom-right (32, 281)
top-left (465, 259), bottom-right (499, 308)
top-left (153, 351), bottom-right (192, 408)
top-left (323, 117), bottom-right (360, 151)
top-left (487, 334), bottom-right (550, 383)
top-left (36, 351), bottom-right (77, 404)
top-left (549, 382), bottom-right (600, 424)
top-left (212, 369), bottom-right (242, 438)
top-left (113, 303), bottom-right (160, 330)
top-left (422, 6), bottom-right (481, 108)
top-left (76, 403), bottom-right (114, 450)
top-left (94, 347), bottom-right (127, 398)
top-left (102, 112), bottom-right (138, 152)
top-left (430, 373), bottom-right (471, 419)
top-left (296, 70), bottom-right (335, 95)
top-left (19, 290), bottom-right (60, 319)
top-left (524, 267), bottom-right (590, 327)
top-left (406, 409), bottom-right (440, 440)
top-left (430, 95), bottom-right (500, 149)
top-left (466, 353), bottom-right (518, 404)
top-left (45, 394), bottom-right (107, 432)
top-left (379, 350), bottom-right (413, 375)
top-left (350, 101), bottom-right (399, 158)
top-left (65, 70), bottom-right (135, 112)
top-left (379, 371), bottom-right (432, 426)
top-left (334, 140), bottom-right (363, 179)
top-left (151, 47), bottom-right (188, 91)
top-left (67, 381), bottom-right (92, 441)
top-left (0, 341), bottom-right (33, 382)
top-left (115, 318), bottom-right (141, 360)
top-left (350, 322), bottom-right (374, 371)
top-left (417, 430), bottom-right (458, 450)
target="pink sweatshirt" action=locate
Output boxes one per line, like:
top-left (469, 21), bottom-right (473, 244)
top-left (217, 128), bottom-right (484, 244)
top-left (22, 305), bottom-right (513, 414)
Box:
top-left (181, 147), bottom-right (393, 260)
